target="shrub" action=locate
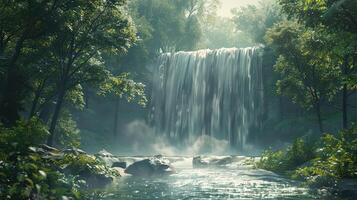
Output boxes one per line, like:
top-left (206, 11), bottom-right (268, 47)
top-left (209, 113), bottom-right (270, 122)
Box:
top-left (0, 119), bottom-right (82, 199)
top-left (257, 138), bottom-right (315, 173)
top-left (0, 118), bottom-right (48, 156)
top-left (55, 110), bottom-right (81, 148)
top-left (293, 127), bottom-right (357, 186)
top-left (257, 126), bottom-right (357, 188)
top-left (0, 119), bottom-right (113, 199)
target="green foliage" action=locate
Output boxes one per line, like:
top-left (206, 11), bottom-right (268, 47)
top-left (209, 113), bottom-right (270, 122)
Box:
top-left (268, 0), bottom-right (357, 132)
top-left (278, 0), bottom-right (357, 33)
top-left (258, 127), bottom-right (357, 187)
top-left (0, 119), bottom-right (78, 199)
top-left (0, 151), bottom-right (79, 199)
top-left (232, 0), bottom-right (283, 44)
top-left (257, 138), bottom-right (315, 173)
top-left (0, 0), bottom-right (145, 146)
top-left (129, 0), bottom-right (204, 53)
top-left (55, 110), bottom-right (81, 148)
top-left (58, 154), bottom-right (119, 179)
top-left (198, 16), bottom-right (253, 49)
top-left (293, 127), bottom-right (357, 185)
top-left (266, 21), bottom-right (339, 109)
top-left (98, 73), bottom-right (147, 107)
top-left (0, 118), bottom-right (48, 156)
top-left (0, 119), bottom-right (118, 199)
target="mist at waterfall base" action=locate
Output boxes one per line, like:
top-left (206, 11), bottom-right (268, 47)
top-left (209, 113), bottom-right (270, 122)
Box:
top-left (115, 47), bottom-right (264, 156)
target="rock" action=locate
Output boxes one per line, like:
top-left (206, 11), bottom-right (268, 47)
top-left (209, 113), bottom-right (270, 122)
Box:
top-left (192, 156), bottom-right (236, 168)
top-left (81, 172), bottom-right (114, 188)
top-left (112, 167), bottom-right (126, 177)
top-left (112, 161), bottom-right (127, 169)
top-left (95, 149), bottom-right (121, 167)
top-left (63, 147), bottom-right (86, 155)
top-left (125, 157), bottom-right (175, 177)
top-left (29, 145), bottom-right (63, 159)
top-left (154, 154), bottom-right (163, 159)
top-left (39, 144), bottom-right (60, 153)
top-left (97, 149), bottom-right (113, 157)
top-left (193, 156), bottom-right (209, 167)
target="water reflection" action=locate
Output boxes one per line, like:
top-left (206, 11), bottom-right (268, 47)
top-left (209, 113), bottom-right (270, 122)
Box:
top-left (102, 157), bottom-right (344, 200)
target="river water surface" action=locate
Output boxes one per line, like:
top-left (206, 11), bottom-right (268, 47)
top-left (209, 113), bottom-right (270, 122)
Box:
top-left (101, 156), bottom-right (340, 200)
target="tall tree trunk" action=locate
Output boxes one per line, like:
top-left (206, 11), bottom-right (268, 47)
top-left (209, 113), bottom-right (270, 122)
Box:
top-left (342, 84), bottom-right (348, 129)
top-left (113, 97), bottom-right (119, 137)
top-left (39, 102), bottom-right (52, 124)
top-left (315, 101), bottom-right (324, 134)
top-left (29, 80), bottom-right (46, 118)
top-left (0, 35), bottom-right (26, 125)
top-left (342, 56), bottom-right (349, 129)
top-left (47, 87), bottom-right (66, 146)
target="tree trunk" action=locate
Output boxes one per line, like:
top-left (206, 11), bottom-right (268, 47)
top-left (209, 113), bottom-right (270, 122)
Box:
top-left (315, 101), bottom-right (324, 134)
top-left (342, 84), bottom-right (348, 129)
top-left (0, 35), bottom-right (26, 125)
top-left (39, 102), bottom-right (52, 124)
top-left (29, 80), bottom-right (46, 118)
top-left (47, 87), bottom-right (66, 146)
top-left (341, 56), bottom-right (349, 129)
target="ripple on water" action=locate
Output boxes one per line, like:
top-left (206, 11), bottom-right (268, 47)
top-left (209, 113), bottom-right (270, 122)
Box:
top-left (102, 157), bottom-right (340, 200)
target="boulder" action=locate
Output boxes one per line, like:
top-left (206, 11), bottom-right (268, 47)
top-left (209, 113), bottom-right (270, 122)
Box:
top-left (39, 144), bottom-right (60, 153)
top-left (112, 161), bottom-right (127, 169)
top-left (97, 149), bottom-right (113, 157)
top-left (192, 156), bottom-right (236, 168)
top-left (63, 147), bottom-right (86, 155)
top-left (29, 145), bottom-right (63, 159)
top-left (79, 171), bottom-right (114, 189)
top-left (125, 157), bottom-right (175, 177)
top-left (193, 156), bottom-right (209, 167)
top-left (95, 149), bottom-right (121, 167)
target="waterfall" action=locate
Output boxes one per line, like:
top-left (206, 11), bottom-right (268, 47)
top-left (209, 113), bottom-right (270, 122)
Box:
top-left (150, 47), bottom-right (263, 151)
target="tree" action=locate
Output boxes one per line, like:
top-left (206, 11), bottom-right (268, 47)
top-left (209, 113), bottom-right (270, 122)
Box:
top-left (278, 0), bottom-right (357, 128)
top-left (0, 0), bottom-right (68, 125)
top-left (279, 0), bottom-right (357, 33)
top-left (232, 0), bottom-right (283, 44)
top-left (198, 15), bottom-right (253, 49)
top-left (128, 0), bottom-right (217, 54)
top-left (44, 0), bottom-right (137, 146)
top-left (266, 21), bottom-right (339, 133)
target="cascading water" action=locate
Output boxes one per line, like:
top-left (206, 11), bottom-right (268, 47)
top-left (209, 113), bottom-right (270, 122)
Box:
top-left (150, 47), bottom-right (264, 151)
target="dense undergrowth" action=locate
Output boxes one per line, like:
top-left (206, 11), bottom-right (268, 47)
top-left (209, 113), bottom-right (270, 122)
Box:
top-left (0, 119), bottom-right (117, 199)
top-left (257, 126), bottom-right (357, 188)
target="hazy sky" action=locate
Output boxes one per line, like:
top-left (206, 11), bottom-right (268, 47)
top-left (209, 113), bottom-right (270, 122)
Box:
top-left (218, 0), bottom-right (260, 18)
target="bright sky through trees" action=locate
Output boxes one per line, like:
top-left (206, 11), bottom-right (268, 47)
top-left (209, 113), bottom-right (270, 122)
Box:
top-left (218, 0), bottom-right (260, 18)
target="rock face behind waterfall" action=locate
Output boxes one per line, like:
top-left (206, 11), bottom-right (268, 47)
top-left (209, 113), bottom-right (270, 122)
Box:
top-left (150, 47), bottom-right (264, 150)
top-left (125, 157), bottom-right (175, 177)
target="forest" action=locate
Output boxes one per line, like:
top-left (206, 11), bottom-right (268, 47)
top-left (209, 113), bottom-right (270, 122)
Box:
top-left (0, 0), bottom-right (356, 199)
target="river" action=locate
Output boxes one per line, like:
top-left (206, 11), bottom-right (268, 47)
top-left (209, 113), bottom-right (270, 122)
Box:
top-left (100, 156), bottom-right (341, 200)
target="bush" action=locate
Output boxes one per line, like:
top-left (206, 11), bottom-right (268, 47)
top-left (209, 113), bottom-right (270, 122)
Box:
top-left (257, 138), bottom-right (315, 173)
top-left (293, 127), bottom-right (357, 186)
top-left (0, 118), bottom-right (48, 157)
top-left (257, 126), bottom-right (357, 188)
top-left (58, 153), bottom-right (119, 179)
top-left (0, 119), bottom-right (116, 199)
top-left (55, 110), bottom-right (81, 148)
top-left (0, 119), bottom-right (82, 199)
